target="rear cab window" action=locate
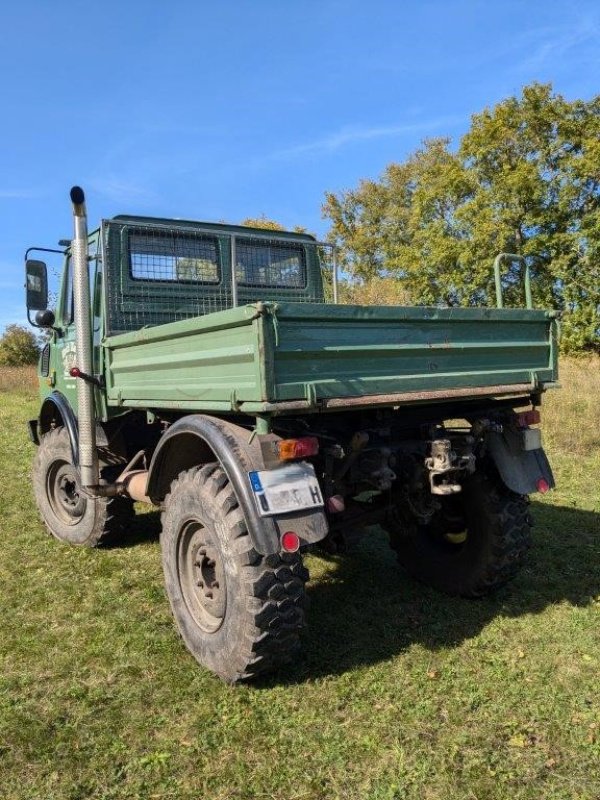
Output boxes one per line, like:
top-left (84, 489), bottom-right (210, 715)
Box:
top-left (235, 239), bottom-right (306, 288)
top-left (129, 231), bottom-right (220, 284)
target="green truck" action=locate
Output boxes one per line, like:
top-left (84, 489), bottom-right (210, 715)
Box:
top-left (25, 187), bottom-right (558, 682)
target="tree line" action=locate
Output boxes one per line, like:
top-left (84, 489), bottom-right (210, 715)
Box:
top-left (323, 83), bottom-right (599, 353)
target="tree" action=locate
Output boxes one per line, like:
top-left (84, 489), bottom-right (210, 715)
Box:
top-left (0, 324), bottom-right (41, 366)
top-left (323, 83), bottom-right (600, 352)
top-left (241, 216), bottom-right (286, 231)
top-left (241, 216), bottom-right (309, 235)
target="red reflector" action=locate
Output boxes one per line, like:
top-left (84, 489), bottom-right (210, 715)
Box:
top-left (278, 436), bottom-right (319, 461)
top-left (536, 478), bottom-right (550, 494)
top-left (69, 367), bottom-right (81, 378)
top-left (517, 409), bottom-right (541, 428)
top-left (293, 436), bottom-right (319, 458)
top-left (281, 531), bottom-right (300, 553)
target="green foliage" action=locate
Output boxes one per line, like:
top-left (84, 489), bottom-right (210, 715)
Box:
top-left (0, 324), bottom-right (40, 366)
top-left (340, 275), bottom-right (412, 306)
top-left (240, 216), bottom-right (286, 231)
top-left (324, 83), bottom-right (600, 352)
top-left (241, 216), bottom-right (309, 235)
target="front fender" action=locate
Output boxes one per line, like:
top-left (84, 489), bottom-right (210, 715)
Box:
top-left (39, 391), bottom-right (79, 464)
top-left (487, 430), bottom-right (555, 495)
top-left (146, 415), bottom-right (328, 555)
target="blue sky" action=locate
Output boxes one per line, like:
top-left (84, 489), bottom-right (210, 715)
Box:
top-left (1, 0), bottom-right (599, 329)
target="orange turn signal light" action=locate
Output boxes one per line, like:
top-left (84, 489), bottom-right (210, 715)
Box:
top-left (277, 436), bottom-right (319, 461)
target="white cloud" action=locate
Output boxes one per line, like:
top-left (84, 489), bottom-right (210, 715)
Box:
top-left (0, 188), bottom-right (43, 200)
top-left (88, 176), bottom-right (159, 206)
top-left (261, 115), bottom-right (462, 164)
top-left (516, 17), bottom-right (599, 72)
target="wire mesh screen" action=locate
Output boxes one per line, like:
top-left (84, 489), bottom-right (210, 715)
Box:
top-left (129, 232), bottom-right (220, 283)
top-left (235, 239), bottom-right (306, 288)
top-left (102, 219), bottom-right (338, 335)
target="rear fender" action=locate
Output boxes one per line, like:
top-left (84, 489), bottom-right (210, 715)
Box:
top-left (487, 430), bottom-right (555, 495)
top-left (146, 414), bottom-right (328, 555)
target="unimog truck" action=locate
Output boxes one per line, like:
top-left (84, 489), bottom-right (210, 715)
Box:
top-left (25, 187), bottom-right (558, 682)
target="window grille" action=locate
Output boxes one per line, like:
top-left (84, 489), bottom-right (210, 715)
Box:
top-left (101, 218), bottom-right (339, 335)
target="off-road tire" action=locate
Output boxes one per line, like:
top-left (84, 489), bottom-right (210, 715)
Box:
top-left (160, 463), bottom-right (309, 683)
top-left (386, 471), bottom-right (531, 597)
top-left (32, 427), bottom-right (134, 547)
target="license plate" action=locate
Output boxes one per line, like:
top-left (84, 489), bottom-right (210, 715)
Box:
top-left (249, 462), bottom-right (323, 517)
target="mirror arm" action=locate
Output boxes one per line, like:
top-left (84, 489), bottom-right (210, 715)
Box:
top-left (27, 309), bottom-right (62, 336)
top-left (27, 309), bottom-right (42, 329)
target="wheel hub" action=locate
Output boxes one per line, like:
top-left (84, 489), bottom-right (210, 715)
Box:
top-left (48, 461), bottom-right (87, 524)
top-left (178, 521), bottom-right (226, 633)
top-left (193, 543), bottom-right (226, 617)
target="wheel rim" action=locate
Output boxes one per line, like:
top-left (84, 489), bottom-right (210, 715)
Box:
top-left (177, 519), bottom-right (226, 634)
top-left (46, 459), bottom-right (87, 525)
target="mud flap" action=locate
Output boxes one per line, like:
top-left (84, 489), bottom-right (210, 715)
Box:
top-left (270, 507), bottom-right (329, 547)
top-left (487, 431), bottom-right (555, 495)
top-left (27, 418), bottom-right (40, 445)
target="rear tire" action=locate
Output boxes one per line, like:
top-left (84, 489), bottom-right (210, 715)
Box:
top-left (386, 471), bottom-right (531, 597)
top-left (160, 464), bottom-right (309, 683)
top-left (32, 427), bottom-right (135, 547)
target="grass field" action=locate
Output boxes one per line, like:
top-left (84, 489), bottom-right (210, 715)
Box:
top-left (0, 362), bottom-right (599, 800)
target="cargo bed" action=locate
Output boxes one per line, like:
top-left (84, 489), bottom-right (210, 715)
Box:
top-left (103, 302), bottom-right (559, 414)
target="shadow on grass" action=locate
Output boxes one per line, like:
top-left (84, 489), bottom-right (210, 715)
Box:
top-left (106, 500), bottom-right (599, 683)
top-left (104, 510), bottom-right (162, 549)
top-left (282, 500), bottom-right (600, 683)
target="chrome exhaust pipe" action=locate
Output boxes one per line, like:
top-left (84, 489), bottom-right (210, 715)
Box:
top-left (70, 186), bottom-right (99, 493)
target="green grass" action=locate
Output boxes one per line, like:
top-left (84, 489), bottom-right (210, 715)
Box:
top-left (0, 368), bottom-right (599, 800)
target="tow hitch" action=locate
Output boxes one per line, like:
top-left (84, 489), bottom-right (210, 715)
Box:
top-left (425, 438), bottom-right (475, 495)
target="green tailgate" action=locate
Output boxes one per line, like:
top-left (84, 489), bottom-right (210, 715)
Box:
top-left (104, 302), bottom-right (558, 413)
top-left (261, 303), bottom-right (558, 407)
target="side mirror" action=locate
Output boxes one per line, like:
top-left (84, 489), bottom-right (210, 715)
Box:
top-left (25, 259), bottom-right (48, 311)
top-left (35, 309), bottom-right (55, 328)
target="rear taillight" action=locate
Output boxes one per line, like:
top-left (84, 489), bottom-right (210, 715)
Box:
top-left (536, 477), bottom-right (550, 494)
top-left (517, 409), bottom-right (541, 428)
top-left (281, 531), bottom-right (301, 552)
top-left (277, 436), bottom-right (319, 461)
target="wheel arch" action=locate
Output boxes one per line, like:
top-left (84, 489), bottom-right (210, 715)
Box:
top-left (37, 392), bottom-right (115, 469)
top-left (39, 392), bottom-right (79, 465)
top-left (146, 414), bottom-right (282, 555)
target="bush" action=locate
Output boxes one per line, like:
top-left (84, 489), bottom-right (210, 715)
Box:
top-left (0, 324), bottom-right (41, 366)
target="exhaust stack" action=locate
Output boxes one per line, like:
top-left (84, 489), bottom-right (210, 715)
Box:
top-left (70, 186), bottom-right (99, 493)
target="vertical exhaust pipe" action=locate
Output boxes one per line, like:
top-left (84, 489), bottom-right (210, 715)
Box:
top-left (70, 186), bottom-right (99, 493)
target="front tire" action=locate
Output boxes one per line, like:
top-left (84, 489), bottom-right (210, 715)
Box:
top-left (386, 471), bottom-right (531, 597)
top-left (160, 464), bottom-right (309, 683)
top-left (32, 427), bottom-right (134, 547)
